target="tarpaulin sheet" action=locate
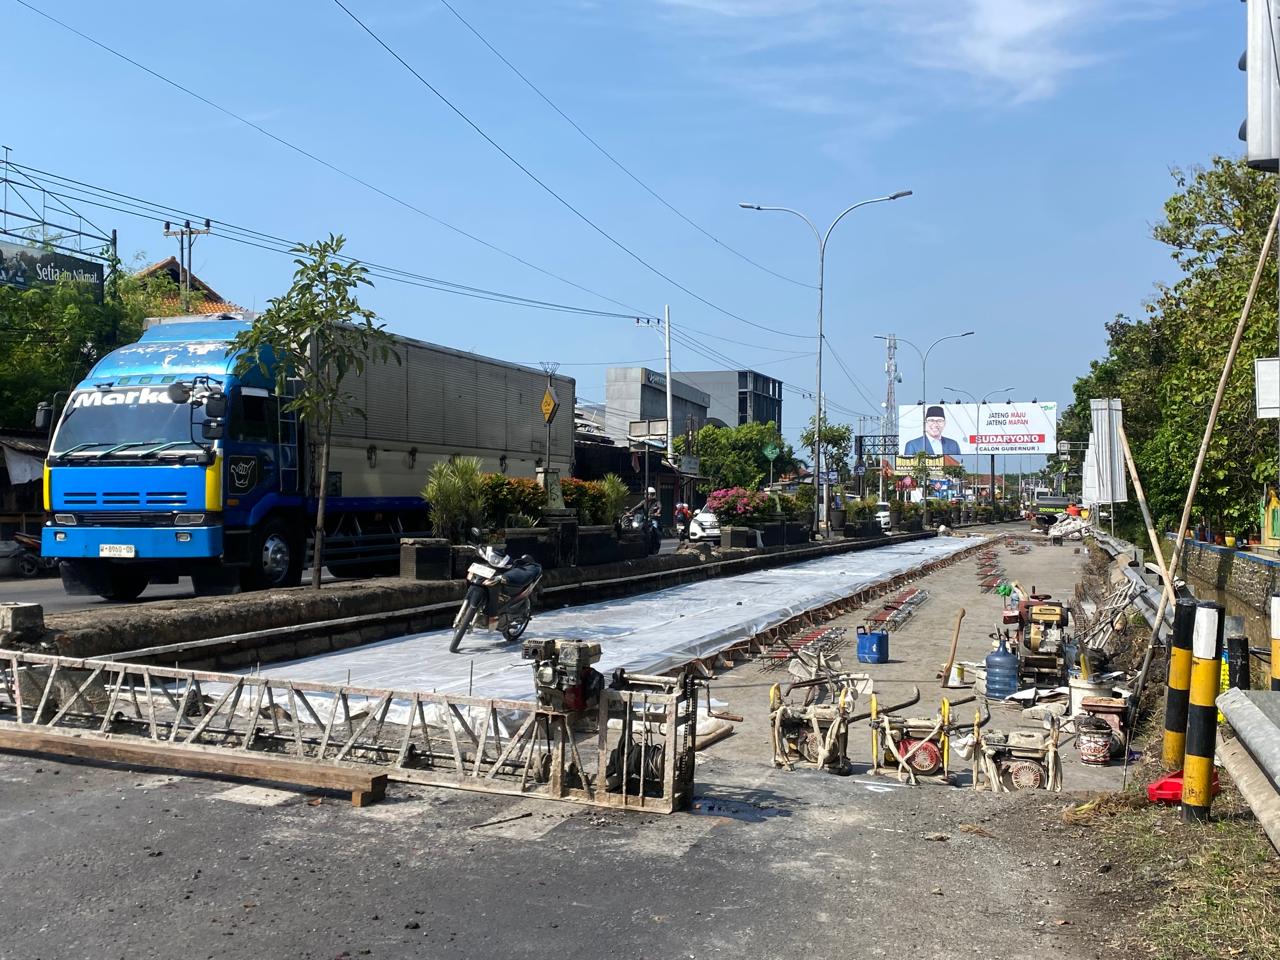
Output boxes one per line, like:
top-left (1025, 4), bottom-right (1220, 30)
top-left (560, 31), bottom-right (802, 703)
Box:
top-left (252, 537), bottom-right (977, 703)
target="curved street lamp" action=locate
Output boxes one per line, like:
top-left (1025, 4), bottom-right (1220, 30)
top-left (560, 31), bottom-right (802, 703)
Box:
top-left (740, 191), bottom-right (912, 536)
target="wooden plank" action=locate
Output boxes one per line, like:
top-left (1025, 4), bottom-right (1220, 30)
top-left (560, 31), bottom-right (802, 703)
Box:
top-left (0, 726), bottom-right (387, 807)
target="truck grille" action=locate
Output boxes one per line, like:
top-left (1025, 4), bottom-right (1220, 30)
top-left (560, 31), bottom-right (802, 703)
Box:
top-left (62, 491), bottom-right (193, 508)
top-left (72, 512), bottom-right (154, 527)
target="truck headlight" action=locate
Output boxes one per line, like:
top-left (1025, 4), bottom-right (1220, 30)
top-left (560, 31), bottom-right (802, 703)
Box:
top-left (174, 513), bottom-right (206, 526)
top-left (55, 531), bottom-right (67, 541)
top-left (175, 532), bottom-right (192, 543)
top-left (53, 513), bottom-right (76, 525)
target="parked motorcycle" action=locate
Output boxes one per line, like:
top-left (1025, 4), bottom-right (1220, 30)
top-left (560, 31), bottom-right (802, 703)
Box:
top-left (450, 531), bottom-right (544, 653)
top-left (12, 531), bottom-right (59, 578)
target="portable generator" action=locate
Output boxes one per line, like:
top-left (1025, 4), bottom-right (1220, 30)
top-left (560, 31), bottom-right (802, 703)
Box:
top-left (522, 638), bottom-right (603, 713)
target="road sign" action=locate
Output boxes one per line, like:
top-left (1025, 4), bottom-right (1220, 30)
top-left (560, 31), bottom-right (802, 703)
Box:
top-left (763, 442), bottom-right (780, 461)
top-left (628, 419), bottom-right (668, 441)
top-left (679, 455), bottom-right (700, 476)
top-left (541, 385), bottom-right (560, 424)
top-left (853, 464), bottom-right (866, 477)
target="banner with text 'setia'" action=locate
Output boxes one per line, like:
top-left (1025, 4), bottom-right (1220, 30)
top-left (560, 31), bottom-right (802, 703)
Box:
top-left (896, 401), bottom-right (1057, 457)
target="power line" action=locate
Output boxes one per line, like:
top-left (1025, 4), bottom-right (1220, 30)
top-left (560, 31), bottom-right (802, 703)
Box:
top-left (434, 0), bottom-right (812, 291)
top-left (331, 0), bottom-right (816, 342)
top-left (10, 0), bottom-right (646, 317)
top-left (11, 162), bottom-right (655, 321)
top-left (822, 337), bottom-right (882, 413)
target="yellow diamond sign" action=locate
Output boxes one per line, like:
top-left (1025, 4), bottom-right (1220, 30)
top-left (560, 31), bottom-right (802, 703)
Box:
top-left (540, 385), bottom-right (560, 424)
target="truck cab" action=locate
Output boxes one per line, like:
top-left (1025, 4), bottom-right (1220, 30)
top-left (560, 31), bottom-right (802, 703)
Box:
top-left (42, 318), bottom-right (306, 600)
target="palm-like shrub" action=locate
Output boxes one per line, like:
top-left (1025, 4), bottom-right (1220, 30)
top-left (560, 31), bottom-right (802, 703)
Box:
top-left (423, 456), bottom-right (486, 543)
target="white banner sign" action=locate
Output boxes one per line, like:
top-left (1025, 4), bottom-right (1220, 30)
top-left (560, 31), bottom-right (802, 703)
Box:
top-left (897, 401), bottom-right (1057, 456)
top-left (1255, 357), bottom-right (1279, 419)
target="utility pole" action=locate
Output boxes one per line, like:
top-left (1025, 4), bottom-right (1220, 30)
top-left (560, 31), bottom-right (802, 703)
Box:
top-left (163, 218), bottom-right (211, 311)
top-left (881, 335), bottom-right (898, 502)
top-left (664, 304), bottom-right (674, 463)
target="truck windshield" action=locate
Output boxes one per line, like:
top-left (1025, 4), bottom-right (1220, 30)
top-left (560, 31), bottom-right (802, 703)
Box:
top-left (50, 386), bottom-right (206, 457)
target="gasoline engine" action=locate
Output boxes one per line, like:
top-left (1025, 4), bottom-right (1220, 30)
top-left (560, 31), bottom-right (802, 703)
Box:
top-left (522, 638), bottom-right (604, 713)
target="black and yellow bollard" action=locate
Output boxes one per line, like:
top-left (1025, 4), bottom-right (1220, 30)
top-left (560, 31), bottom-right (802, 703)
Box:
top-left (1271, 594), bottom-right (1280, 692)
top-left (1162, 598), bottom-right (1197, 770)
top-left (1182, 601), bottom-right (1224, 823)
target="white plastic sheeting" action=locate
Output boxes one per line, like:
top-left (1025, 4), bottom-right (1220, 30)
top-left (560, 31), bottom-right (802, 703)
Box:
top-left (251, 538), bottom-right (977, 703)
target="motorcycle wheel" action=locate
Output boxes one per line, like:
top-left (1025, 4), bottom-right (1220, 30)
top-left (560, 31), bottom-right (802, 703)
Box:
top-left (502, 604), bottom-right (531, 642)
top-left (449, 597), bottom-right (479, 653)
top-left (17, 552), bottom-right (40, 578)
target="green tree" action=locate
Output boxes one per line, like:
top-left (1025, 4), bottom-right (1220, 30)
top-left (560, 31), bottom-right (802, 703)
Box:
top-left (232, 235), bottom-right (398, 587)
top-left (1061, 156), bottom-right (1278, 538)
top-left (676, 420), bottom-right (795, 490)
top-left (0, 250), bottom-right (181, 429)
top-left (800, 417), bottom-right (854, 481)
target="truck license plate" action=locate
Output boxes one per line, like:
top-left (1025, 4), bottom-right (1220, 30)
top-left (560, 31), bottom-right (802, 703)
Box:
top-left (99, 544), bottom-right (136, 558)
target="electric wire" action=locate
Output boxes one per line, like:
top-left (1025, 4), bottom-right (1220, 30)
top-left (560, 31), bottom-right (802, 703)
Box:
top-left (9, 0), bottom-right (648, 317)
top-left (822, 337), bottom-right (883, 413)
top-left (434, 0), bottom-right (812, 290)
top-left (332, 0), bottom-right (816, 341)
top-left (9, 163), bottom-right (655, 321)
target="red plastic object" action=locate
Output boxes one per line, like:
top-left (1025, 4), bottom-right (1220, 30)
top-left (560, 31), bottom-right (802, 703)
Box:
top-left (1147, 770), bottom-right (1221, 804)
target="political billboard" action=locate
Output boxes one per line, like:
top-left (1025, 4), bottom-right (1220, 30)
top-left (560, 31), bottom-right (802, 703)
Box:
top-left (897, 401), bottom-right (1057, 456)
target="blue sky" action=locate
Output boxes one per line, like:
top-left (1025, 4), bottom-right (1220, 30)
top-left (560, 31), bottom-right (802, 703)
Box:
top-left (2, 0), bottom-right (1238, 459)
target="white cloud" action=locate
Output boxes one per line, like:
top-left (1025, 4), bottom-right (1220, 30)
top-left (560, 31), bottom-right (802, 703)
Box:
top-left (652, 0), bottom-right (1179, 111)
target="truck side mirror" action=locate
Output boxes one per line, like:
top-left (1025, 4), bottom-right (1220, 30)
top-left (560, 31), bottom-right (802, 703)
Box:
top-left (34, 402), bottom-right (52, 431)
top-left (202, 419), bottom-right (225, 441)
top-left (203, 392), bottom-right (227, 419)
top-left (167, 381), bottom-right (192, 404)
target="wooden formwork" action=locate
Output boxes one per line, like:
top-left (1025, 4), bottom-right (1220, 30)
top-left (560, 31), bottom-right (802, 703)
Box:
top-left (0, 650), bottom-right (697, 813)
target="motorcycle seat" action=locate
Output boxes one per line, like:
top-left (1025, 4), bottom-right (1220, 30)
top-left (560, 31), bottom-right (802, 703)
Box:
top-left (503, 562), bottom-right (541, 587)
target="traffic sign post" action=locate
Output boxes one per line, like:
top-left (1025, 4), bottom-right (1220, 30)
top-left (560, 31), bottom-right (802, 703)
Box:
top-left (763, 441), bottom-right (779, 486)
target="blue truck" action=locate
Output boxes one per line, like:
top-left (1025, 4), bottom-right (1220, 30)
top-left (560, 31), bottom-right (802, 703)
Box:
top-left (38, 315), bottom-right (574, 601)
top-left (39, 316), bottom-right (424, 599)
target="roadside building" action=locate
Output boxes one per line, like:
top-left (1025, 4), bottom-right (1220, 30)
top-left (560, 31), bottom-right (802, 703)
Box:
top-left (134, 257), bottom-right (249, 316)
top-left (679, 369), bottom-right (783, 430)
top-left (0, 432), bottom-right (46, 538)
top-left (604, 367), bottom-right (710, 442)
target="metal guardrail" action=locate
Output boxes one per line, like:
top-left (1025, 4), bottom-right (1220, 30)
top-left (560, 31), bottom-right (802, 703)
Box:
top-left (0, 650), bottom-right (697, 813)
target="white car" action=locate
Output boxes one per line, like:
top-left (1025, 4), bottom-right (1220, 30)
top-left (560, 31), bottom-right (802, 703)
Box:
top-left (688, 508), bottom-right (721, 542)
top-left (874, 501), bottom-right (892, 531)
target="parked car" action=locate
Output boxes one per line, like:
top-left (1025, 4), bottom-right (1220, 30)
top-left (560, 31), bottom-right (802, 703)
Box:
top-left (688, 507), bottom-right (721, 542)
top-left (874, 501), bottom-right (892, 532)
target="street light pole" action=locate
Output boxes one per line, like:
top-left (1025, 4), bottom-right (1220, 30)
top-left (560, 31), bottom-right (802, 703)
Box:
top-left (877, 332), bottom-right (974, 526)
top-left (741, 191), bottom-right (912, 537)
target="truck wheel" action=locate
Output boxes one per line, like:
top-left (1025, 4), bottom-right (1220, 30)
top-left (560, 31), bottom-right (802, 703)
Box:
top-left (99, 567), bottom-right (150, 602)
top-left (243, 518), bottom-right (302, 590)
